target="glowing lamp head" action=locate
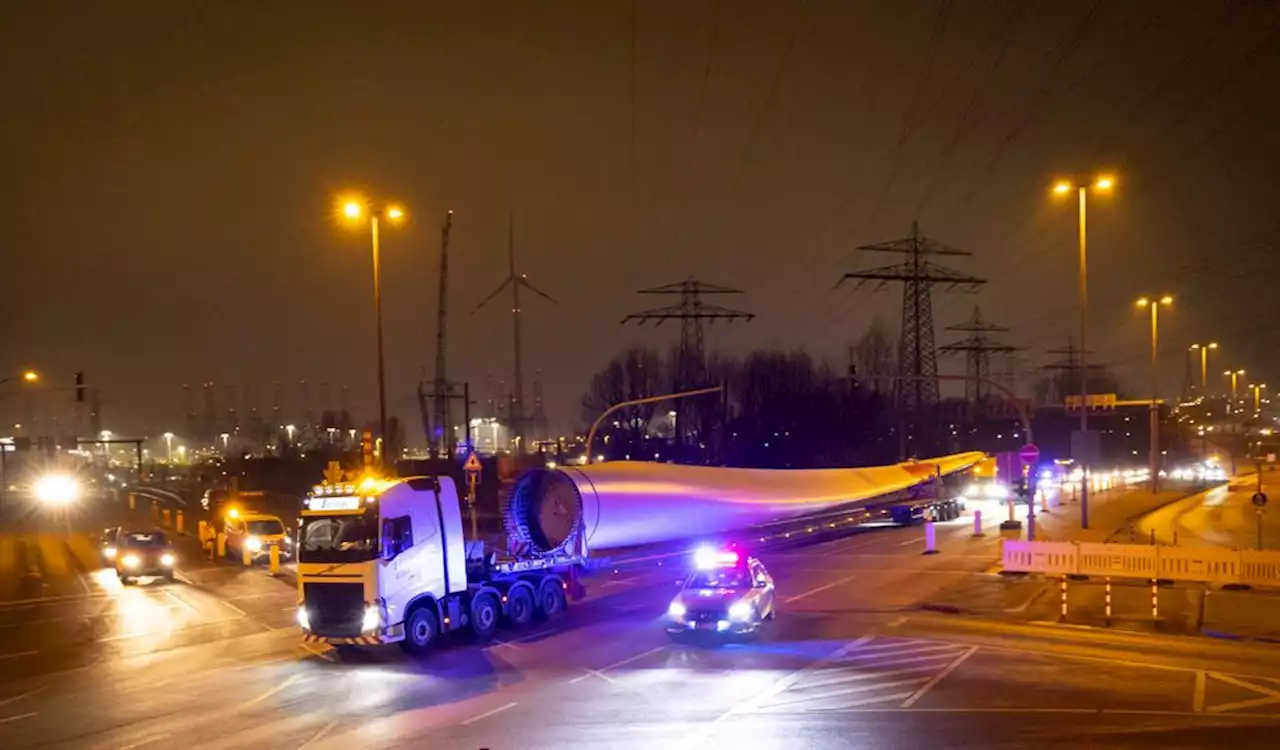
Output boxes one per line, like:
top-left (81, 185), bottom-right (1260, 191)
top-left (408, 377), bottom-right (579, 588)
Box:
top-left (1094, 175), bottom-right (1116, 190)
top-left (34, 474), bottom-right (80, 506)
top-left (1159, 295), bottom-right (1173, 306)
top-left (342, 201), bottom-right (362, 219)
top-left (1052, 180), bottom-right (1073, 195)
top-left (22, 370), bottom-right (38, 383)
top-left (1136, 297), bottom-right (1150, 308)
top-left (1209, 342), bottom-right (1219, 349)
top-left (385, 205), bottom-right (405, 221)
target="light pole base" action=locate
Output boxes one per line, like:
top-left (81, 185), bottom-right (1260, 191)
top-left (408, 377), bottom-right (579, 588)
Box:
top-left (999, 520), bottom-right (1023, 531)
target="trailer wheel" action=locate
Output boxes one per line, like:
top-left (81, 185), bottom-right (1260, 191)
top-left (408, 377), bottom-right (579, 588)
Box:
top-left (536, 580), bottom-right (567, 620)
top-left (399, 607), bottom-right (439, 656)
top-left (504, 587), bottom-right (535, 629)
top-left (470, 593), bottom-right (499, 642)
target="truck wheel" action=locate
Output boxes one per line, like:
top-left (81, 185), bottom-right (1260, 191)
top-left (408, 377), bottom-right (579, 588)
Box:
top-left (119, 574), bottom-right (134, 586)
top-left (399, 607), bottom-right (439, 655)
top-left (536, 580), bottom-right (567, 620)
top-left (470, 594), bottom-right (499, 642)
top-left (504, 587), bottom-right (535, 629)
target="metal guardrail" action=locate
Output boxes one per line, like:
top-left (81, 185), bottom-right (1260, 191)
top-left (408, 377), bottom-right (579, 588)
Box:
top-left (1002, 540), bottom-right (1280, 588)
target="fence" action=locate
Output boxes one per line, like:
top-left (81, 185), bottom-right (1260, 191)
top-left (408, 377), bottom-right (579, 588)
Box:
top-left (1002, 540), bottom-right (1280, 588)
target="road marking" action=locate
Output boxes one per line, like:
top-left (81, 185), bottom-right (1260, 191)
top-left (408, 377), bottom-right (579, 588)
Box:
top-left (569, 668), bottom-right (617, 685)
top-left (590, 645), bottom-right (665, 674)
top-left (900, 646), bottom-right (978, 707)
top-left (0, 591), bottom-right (110, 608)
top-left (675, 635), bottom-right (873, 748)
top-left (300, 642), bottom-right (336, 663)
top-left (460, 701), bottom-right (518, 726)
top-left (299, 719), bottom-right (338, 748)
top-left (1206, 671), bottom-right (1280, 713)
top-left (0, 712), bottom-right (37, 725)
top-left (1194, 670), bottom-right (1206, 712)
top-left (783, 573), bottom-right (858, 603)
top-left (769, 677), bottom-right (932, 706)
top-left (162, 588), bottom-right (197, 612)
top-left (0, 650), bottom-right (38, 661)
top-left (898, 537), bottom-right (924, 547)
top-left (0, 686), bottom-right (45, 708)
top-left (1004, 583), bottom-right (1050, 613)
top-left (118, 732), bottom-right (172, 749)
top-left (218, 598), bottom-right (250, 616)
top-left (238, 673), bottom-right (304, 709)
top-left (887, 616), bottom-right (908, 628)
top-left (851, 641), bottom-right (965, 660)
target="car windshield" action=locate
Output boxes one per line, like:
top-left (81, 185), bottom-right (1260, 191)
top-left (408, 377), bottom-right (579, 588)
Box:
top-left (686, 568), bottom-right (750, 590)
top-left (299, 514), bottom-right (378, 563)
top-left (121, 532), bottom-right (168, 547)
top-left (247, 519), bottom-right (285, 536)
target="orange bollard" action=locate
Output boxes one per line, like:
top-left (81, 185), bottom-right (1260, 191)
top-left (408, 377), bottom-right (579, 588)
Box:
top-left (175, 511), bottom-right (185, 535)
top-left (269, 545), bottom-right (281, 575)
top-left (162, 509), bottom-right (171, 527)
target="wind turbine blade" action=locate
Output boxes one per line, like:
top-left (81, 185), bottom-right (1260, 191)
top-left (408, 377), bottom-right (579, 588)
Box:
top-left (518, 276), bottom-right (557, 304)
top-left (471, 278), bottom-right (514, 315)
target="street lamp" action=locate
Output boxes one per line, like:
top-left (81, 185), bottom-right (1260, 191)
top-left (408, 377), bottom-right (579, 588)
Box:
top-left (220, 432), bottom-right (230, 452)
top-left (340, 195), bottom-right (407, 467)
top-left (1136, 295), bottom-right (1172, 493)
top-left (1250, 383), bottom-right (1267, 415)
top-left (1053, 172), bottom-right (1116, 527)
top-left (1189, 343), bottom-right (1218, 396)
top-left (163, 432), bottom-right (174, 464)
top-left (1225, 369), bottom-right (1246, 401)
top-left (285, 423), bottom-right (297, 444)
top-left (0, 370), bottom-right (39, 387)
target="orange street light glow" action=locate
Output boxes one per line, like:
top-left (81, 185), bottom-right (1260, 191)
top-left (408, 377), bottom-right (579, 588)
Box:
top-left (22, 370), bottom-right (38, 382)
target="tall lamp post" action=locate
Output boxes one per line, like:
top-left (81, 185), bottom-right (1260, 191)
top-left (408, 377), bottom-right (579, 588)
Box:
top-left (1053, 173), bottom-right (1115, 528)
top-left (1136, 295), bottom-right (1173, 493)
top-left (163, 432), bottom-right (174, 465)
top-left (1225, 369), bottom-right (1246, 411)
top-left (341, 196), bottom-right (406, 466)
top-left (1250, 383), bottom-right (1267, 416)
top-left (1189, 343), bottom-right (1218, 397)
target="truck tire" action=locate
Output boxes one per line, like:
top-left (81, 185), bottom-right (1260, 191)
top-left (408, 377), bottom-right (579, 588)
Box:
top-left (504, 586), bottom-right (535, 629)
top-left (536, 580), bottom-right (566, 620)
top-left (399, 607), bottom-right (439, 655)
top-left (470, 594), bottom-right (499, 642)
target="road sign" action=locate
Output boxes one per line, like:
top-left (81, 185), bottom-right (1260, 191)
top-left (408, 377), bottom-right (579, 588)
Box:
top-left (464, 451), bottom-right (482, 474)
top-left (1019, 443), bottom-right (1040, 465)
top-left (1253, 492), bottom-right (1268, 508)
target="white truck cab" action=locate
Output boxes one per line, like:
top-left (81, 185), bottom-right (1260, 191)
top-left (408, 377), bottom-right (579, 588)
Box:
top-left (297, 475), bottom-right (578, 655)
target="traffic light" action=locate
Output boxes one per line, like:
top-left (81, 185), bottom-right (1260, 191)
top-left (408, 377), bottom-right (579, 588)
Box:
top-left (74, 371), bottom-right (85, 403)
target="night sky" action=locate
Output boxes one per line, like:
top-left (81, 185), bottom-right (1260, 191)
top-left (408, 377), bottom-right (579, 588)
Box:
top-left (3, 1), bottom-right (1279, 443)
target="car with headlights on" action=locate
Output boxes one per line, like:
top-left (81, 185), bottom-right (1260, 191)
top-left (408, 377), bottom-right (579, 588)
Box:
top-left (99, 526), bottom-right (122, 564)
top-left (223, 511), bottom-right (293, 563)
top-left (115, 530), bottom-right (177, 584)
top-left (666, 547), bottom-right (775, 642)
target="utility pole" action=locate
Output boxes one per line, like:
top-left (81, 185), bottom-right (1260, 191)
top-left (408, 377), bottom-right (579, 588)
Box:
top-left (840, 222), bottom-right (986, 459)
top-left (471, 215), bottom-right (556, 454)
top-left (938, 306), bottom-right (1019, 413)
top-left (621, 278), bottom-right (754, 451)
top-left (431, 210), bottom-right (455, 457)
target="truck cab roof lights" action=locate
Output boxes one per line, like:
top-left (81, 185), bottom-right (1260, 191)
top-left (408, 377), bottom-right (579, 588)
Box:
top-left (694, 546), bottom-right (740, 571)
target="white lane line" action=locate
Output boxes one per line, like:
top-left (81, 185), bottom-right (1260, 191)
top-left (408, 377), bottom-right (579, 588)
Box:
top-left (0, 592), bottom-right (109, 607)
top-left (800, 664), bottom-right (940, 691)
top-left (460, 701), bottom-right (518, 726)
top-left (851, 643), bottom-right (967, 662)
top-left (299, 719), bottom-right (338, 748)
top-left (845, 639), bottom-right (950, 656)
top-left (769, 677), bottom-right (931, 707)
top-left (569, 668), bottom-right (617, 685)
top-left (810, 691), bottom-right (916, 710)
top-left (783, 573), bottom-right (858, 603)
top-left (0, 712), bottom-right (38, 725)
top-left (850, 651), bottom-right (962, 669)
top-left (238, 673), bottom-right (304, 709)
top-left (898, 537), bottom-right (924, 547)
top-left (162, 588), bottom-right (197, 613)
top-left (118, 732), bottom-right (172, 749)
top-left (493, 628), bottom-right (556, 649)
top-left (218, 598), bottom-right (250, 617)
top-left (300, 642), bottom-right (336, 663)
top-left (0, 686), bottom-right (45, 708)
top-left (592, 645), bottom-right (666, 674)
top-left (0, 650), bottom-right (38, 661)
top-left (900, 646), bottom-right (978, 708)
top-left (675, 635), bottom-right (873, 749)
top-left (1193, 670), bottom-right (1206, 712)
top-left (887, 616), bottom-right (908, 627)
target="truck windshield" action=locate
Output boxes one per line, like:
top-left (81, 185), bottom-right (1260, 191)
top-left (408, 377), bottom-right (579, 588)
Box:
top-left (299, 514), bottom-right (378, 563)
top-left (247, 519), bottom-right (285, 536)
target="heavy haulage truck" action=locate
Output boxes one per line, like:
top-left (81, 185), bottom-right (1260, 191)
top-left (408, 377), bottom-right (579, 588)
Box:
top-left (295, 451), bottom-right (983, 654)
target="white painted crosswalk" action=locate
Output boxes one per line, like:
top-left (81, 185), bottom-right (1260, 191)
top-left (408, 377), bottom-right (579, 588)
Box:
top-left (755, 637), bottom-right (975, 712)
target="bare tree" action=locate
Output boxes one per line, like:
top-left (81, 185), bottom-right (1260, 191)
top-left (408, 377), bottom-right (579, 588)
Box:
top-left (853, 317), bottom-right (896, 393)
top-left (580, 347), bottom-right (665, 458)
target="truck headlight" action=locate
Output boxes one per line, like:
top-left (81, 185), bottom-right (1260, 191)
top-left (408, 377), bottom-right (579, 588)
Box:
top-left (160, 553), bottom-right (175, 567)
top-left (104, 546), bottom-right (117, 560)
top-left (245, 536), bottom-right (262, 552)
top-left (728, 600), bottom-right (752, 621)
top-left (667, 600), bottom-right (687, 619)
top-left (362, 605), bottom-right (381, 632)
top-left (296, 607), bottom-right (310, 630)
top-left (121, 553), bottom-right (140, 569)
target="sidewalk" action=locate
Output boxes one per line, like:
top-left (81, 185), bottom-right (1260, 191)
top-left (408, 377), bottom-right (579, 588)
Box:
top-left (1030, 484), bottom-right (1204, 544)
